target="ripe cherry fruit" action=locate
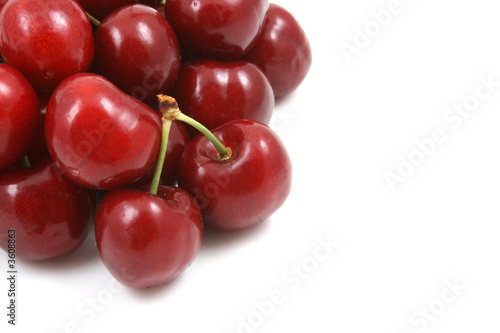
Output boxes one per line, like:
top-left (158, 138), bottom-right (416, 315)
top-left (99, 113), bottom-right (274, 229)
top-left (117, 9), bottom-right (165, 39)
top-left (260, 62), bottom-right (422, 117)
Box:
top-left (243, 4), bottom-right (312, 98)
top-left (177, 119), bottom-right (292, 231)
top-left (93, 4), bottom-right (181, 105)
top-left (0, 0), bottom-right (94, 92)
top-left (171, 59), bottom-right (274, 137)
top-left (164, 0), bottom-right (269, 60)
top-left (0, 64), bottom-right (39, 172)
top-left (95, 186), bottom-right (203, 288)
top-left (0, 158), bottom-right (96, 261)
top-left (45, 73), bottom-right (161, 190)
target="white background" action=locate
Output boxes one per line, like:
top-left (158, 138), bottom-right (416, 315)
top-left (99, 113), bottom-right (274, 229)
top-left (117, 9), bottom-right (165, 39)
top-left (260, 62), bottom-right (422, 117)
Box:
top-left (3, 0), bottom-right (500, 332)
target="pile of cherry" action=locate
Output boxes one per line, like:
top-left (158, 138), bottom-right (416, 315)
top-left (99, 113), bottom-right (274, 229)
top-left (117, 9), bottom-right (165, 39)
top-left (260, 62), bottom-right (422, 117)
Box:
top-left (0, 0), bottom-right (311, 289)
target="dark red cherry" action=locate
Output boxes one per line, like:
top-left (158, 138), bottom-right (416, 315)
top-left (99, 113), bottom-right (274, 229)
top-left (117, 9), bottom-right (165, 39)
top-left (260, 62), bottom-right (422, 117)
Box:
top-left (93, 4), bottom-right (181, 105)
top-left (0, 0), bottom-right (94, 92)
top-left (0, 159), bottom-right (96, 261)
top-left (77, 0), bottom-right (138, 21)
top-left (171, 59), bottom-right (274, 137)
top-left (164, 0), bottom-right (269, 60)
top-left (177, 119), bottom-right (292, 231)
top-left (0, 64), bottom-right (39, 172)
top-left (45, 73), bottom-right (161, 190)
top-left (95, 186), bottom-right (203, 288)
top-left (243, 4), bottom-right (312, 98)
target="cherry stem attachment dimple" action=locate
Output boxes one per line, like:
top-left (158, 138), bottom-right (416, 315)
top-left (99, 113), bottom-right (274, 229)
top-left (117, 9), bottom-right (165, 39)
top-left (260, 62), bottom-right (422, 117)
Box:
top-left (157, 95), bottom-right (232, 161)
top-left (149, 118), bottom-right (172, 195)
top-left (85, 11), bottom-right (100, 27)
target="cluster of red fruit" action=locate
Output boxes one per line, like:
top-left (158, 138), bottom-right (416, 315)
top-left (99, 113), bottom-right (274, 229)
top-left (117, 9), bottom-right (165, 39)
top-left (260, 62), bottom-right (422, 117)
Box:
top-left (0, 0), bottom-right (311, 289)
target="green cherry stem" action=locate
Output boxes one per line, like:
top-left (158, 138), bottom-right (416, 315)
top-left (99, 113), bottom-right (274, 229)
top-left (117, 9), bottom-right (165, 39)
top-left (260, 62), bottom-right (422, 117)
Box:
top-left (22, 156), bottom-right (31, 169)
top-left (157, 94), bottom-right (232, 161)
top-left (85, 11), bottom-right (101, 27)
top-left (176, 113), bottom-right (232, 159)
top-left (149, 118), bottom-right (173, 195)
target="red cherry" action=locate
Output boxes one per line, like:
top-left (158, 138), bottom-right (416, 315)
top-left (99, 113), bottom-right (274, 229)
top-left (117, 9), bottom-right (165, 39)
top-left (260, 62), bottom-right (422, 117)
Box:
top-left (45, 73), bottom-right (161, 190)
top-left (164, 0), bottom-right (269, 60)
top-left (0, 64), bottom-right (39, 172)
top-left (243, 4), bottom-right (312, 98)
top-left (177, 119), bottom-right (292, 231)
top-left (0, 159), bottom-right (96, 261)
top-left (131, 118), bottom-right (190, 188)
top-left (95, 186), bottom-right (203, 289)
top-left (0, 0), bottom-right (94, 92)
top-left (76, 0), bottom-right (138, 21)
top-left (93, 4), bottom-right (181, 105)
top-left (171, 59), bottom-right (274, 137)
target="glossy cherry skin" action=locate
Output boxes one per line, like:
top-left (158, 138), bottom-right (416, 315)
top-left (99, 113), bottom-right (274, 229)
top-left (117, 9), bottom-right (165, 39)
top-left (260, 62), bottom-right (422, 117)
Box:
top-left (172, 59), bottom-right (274, 137)
top-left (0, 0), bottom-right (94, 92)
top-left (0, 64), bottom-right (39, 172)
top-left (177, 119), bottom-right (292, 231)
top-left (95, 186), bottom-right (203, 288)
top-left (243, 4), bottom-right (312, 98)
top-left (131, 119), bottom-right (190, 188)
top-left (0, 159), bottom-right (96, 261)
top-left (0, 0), bottom-right (7, 12)
top-left (93, 5), bottom-right (181, 105)
top-left (45, 73), bottom-right (161, 190)
top-left (164, 0), bottom-right (269, 60)
top-left (77, 0), bottom-right (138, 20)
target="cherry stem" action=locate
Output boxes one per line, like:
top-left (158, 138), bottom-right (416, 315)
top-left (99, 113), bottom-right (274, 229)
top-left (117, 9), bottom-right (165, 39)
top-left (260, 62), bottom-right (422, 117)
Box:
top-left (160, 0), bottom-right (167, 4)
top-left (177, 113), bottom-right (232, 158)
top-left (22, 156), bottom-right (30, 169)
top-left (157, 94), bottom-right (231, 161)
top-left (85, 11), bottom-right (101, 27)
top-left (149, 118), bottom-right (172, 195)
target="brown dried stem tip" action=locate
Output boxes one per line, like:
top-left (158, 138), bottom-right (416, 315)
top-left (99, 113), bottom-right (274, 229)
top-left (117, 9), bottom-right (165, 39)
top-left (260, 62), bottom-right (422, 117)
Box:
top-left (157, 94), bottom-right (181, 121)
